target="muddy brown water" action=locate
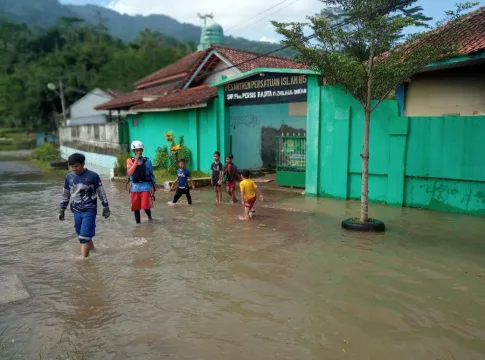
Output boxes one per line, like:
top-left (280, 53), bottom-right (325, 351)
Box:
top-left (0, 160), bottom-right (484, 359)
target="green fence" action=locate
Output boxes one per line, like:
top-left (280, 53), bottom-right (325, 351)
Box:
top-left (118, 120), bottom-right (130, 154)
top-left (276, 135), bottom-right (306, 188)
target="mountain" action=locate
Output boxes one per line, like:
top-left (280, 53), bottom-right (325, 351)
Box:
top-left (0, 0), bottom-right (296, 57)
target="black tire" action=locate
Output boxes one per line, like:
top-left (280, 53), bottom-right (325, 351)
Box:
top-left (341, 218), bottom-right (386, 232)
top-left (50, 160), bottom-right (68, 169)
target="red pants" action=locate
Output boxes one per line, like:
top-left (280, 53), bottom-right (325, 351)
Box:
top-left (244, 196), bottom-right (256, 210)
top-left (226, 180), bottom-right (236, 189)
top-left (130, 191), bottom-right (152, 211)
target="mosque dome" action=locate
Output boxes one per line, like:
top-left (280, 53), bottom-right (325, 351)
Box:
top-left (198, 17), bottom-right (225, 51)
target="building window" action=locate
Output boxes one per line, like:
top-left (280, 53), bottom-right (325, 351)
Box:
top-left (132, 116), bottom-right (139, 127)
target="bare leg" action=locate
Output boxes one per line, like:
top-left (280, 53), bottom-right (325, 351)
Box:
top-left (81, 243), bottom-right (90, 258)
top-left (244, 206), bottom-right (251, 220)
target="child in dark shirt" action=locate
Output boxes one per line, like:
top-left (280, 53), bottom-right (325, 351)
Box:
top-left (58, 153), bottom-right (111, 258)
top-left (223, 154), bottom-right (239, 203)
top-left (211, 151), bottom-right (223, 203)
top-left (170, 159), bottom-right (195, 205)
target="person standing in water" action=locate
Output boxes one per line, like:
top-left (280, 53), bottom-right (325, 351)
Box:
top-left (223, 154), bottom-right (239, 203)
top-left (211, 151), bottom-right (223, 203)
top-left (58, 153), bottom-right (111, 258)
top-left (127, 140), bottom-right (156, 223)
top-left (170, 159), bottom-right (195, 205)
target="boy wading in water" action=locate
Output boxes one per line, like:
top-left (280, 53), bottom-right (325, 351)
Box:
top-left (58, 153), bottom-right (111, 258)
top-left (239, 169), bottom-right (263, 220)
top-left (211, 151), bottom-right (223, 203)
top-left (127, 140), bottom-right (156, 223)
top-left (170, 159), bottom-right (195, 204)
top-left (223, 154), bottom-right (239, 203)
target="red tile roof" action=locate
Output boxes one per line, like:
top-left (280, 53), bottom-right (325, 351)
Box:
top-left (134, 50), bottom-right (210, 90)
top-left (133, 85), bottom-right (217, 111)
top-left (433, 5), bottom-right (485, 54)
top-left (95, 80), bottom-right (185, 111)
top-left (97, 44), bottom-right (306, 111)
top-left (212, 45), bottom-right (307, 72)
top-left (396, 6), bottom-right (485, 57)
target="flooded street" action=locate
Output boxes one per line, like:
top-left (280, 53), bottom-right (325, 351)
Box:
top-left (1, 160), bottom-right (485, 359)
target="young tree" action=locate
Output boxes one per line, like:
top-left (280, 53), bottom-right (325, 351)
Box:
top-left (273, 0), bottom-right (477, 223)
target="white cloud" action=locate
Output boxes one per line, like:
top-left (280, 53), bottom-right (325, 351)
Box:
top-left (107, 0), bottom-right (320, 41)
top-left (259, 36), bottom-right (278, 43)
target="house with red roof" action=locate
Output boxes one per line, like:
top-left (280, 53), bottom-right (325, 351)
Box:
top-left (397, 6), bottom-right (485, 116)
top-left (95, 21), bottom-right (313, 173)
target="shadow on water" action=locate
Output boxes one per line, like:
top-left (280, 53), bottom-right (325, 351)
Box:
top-left (0, 161), bottom-right (484, 359)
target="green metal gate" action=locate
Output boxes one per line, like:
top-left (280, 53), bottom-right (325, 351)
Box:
top-left (276, 135), bottom-right (306, 188)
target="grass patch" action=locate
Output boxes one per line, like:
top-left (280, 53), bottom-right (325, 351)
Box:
top-left (154, 169), bottom-right (209, 183)
top-left (0, 129), bottom-right (36, 150)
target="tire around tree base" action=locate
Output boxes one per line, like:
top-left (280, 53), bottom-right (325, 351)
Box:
top-left (50, 160), bottom-right (68, 169)
top-left (341, 218), bottom-right (386, 232)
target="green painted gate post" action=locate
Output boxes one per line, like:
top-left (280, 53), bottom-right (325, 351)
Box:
top-left (217, 78), bottom-right (230, 160)
top-left (188, 109), bottom-right (200, 170)
top-left (387, 116), bottom-right (409, 206)
top-left (305, 75), bottom-right (321, 195)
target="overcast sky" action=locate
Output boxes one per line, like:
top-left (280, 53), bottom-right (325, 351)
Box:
top-left (60, 0), bottom-right (475, 42)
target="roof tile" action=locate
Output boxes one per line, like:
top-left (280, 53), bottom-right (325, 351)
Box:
top-left (134, 50), bottom-right (210, 89)
top-left (133, 85), bottom-right (217, 111)
top-left (95, 80), bottom-right (185, 111)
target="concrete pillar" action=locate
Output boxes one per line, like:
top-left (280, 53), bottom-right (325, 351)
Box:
top-left (305, 75), bottom-right (321, 196)
top-left (387, 116), bottom-right (409, 206)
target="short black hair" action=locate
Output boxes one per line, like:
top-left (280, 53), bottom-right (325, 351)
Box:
top-left (214, 151), bottom-right (220, 156)
top-left (241, 169), bottom-right (250, 178)
top-left (68, 153), bottom-right (85, 165)
top-left (179, 158), bottom-right (186, 163)
top-left (226, 154), bottom-right (234, 159)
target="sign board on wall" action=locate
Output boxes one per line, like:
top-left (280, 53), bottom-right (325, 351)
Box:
top-left (225, 73), bottom-right (308, 106)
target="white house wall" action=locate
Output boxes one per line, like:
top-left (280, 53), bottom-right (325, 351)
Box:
top-left (204, 61), bottom-right (239, 85)
top-left (70, 88), bottom-right (113, 119)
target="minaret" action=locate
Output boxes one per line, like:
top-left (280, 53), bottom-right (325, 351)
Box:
top-left (197, 13), bottom-right (225, 51)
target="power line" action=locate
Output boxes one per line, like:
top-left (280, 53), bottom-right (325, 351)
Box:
top-left (195, 0), bottom-right (414, 81)
top-left (230, 0), bottom-right (301, 35)
top-left (226, 0), bottom-right (293, 32)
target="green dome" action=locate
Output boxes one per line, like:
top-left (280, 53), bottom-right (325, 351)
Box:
top-left (198, 22), bottom-right (224, 50)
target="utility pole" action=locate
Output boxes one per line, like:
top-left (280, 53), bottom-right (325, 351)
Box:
top-left (59, 80), bottom-right (67, 125)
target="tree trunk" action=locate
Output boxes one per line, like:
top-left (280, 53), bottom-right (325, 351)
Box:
top-left (360, 109), bottom-right (370, 222)
top-left (361, 40), bottom-right (375, 223)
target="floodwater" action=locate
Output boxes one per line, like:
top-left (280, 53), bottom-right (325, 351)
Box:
top-left (1, 160), bottom-right (485, 360)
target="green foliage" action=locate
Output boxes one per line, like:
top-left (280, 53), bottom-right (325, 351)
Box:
top-left (114, 153), bottom-right (131, 177)
top-left (31, 143), bottom-right (59, 162)
top-left (273, 0), bottom-right (478, 110)
top-left (154, 132), bottom-right (192, 172)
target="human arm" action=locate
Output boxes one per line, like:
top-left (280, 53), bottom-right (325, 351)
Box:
top-left (94, 174), bottom-right (111, 218)
top-left (170, 178), bottom-right (179, 191)
top-left (59, 178), bottom-right (70, 220)
top-left (126, 157), bottom-right (138, 176)
top-left (218, 170), bottom-right (223, 185)
top-left (187, 170), bottom-right (195, 190)
top-left (146, 158), bottom-right (156, 195)
top-left (256, 186), bottom-right (263, 201)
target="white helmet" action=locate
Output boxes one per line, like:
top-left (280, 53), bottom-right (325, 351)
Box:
top-left (131, 140), bottom-right (144, 150)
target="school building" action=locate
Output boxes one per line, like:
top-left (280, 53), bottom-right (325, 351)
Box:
top-left (92, 13), bottom-right (485, 216)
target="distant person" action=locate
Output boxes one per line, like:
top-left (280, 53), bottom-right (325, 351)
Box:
top-left (223, 154), bottom-right (239, 203)
top-left (58, 153), bottom-right (111, 258)
top-left (239, 169), bottom-right (263, 220)
top-left (170, 159), bottom-right (195, 205)
top-left (211, 151), bottom-right (223, 203)
top-left (127, 140), bottom-right (156, 224)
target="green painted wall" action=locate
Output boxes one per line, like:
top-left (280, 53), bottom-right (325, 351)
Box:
top-left (127, 99), bottom-right (223, 174)
top-left (307, 85), bottom-right (485, 216)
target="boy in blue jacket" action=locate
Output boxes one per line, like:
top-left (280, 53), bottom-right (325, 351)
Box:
top-left (58, 153), bottom-right (111, 258)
